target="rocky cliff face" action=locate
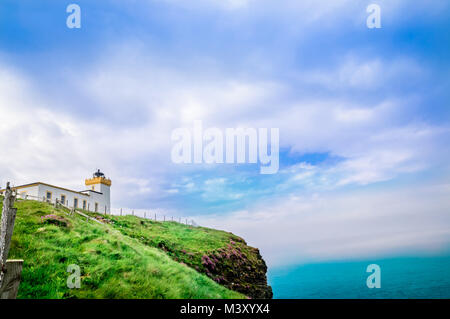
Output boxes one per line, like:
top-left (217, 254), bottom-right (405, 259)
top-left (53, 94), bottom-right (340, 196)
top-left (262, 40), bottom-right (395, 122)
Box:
top-left (201, 236), bottom-right (273, 299)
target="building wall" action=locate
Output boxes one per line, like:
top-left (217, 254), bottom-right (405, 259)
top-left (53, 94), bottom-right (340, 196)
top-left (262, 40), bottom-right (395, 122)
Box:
top-left (17, 185), bottom-right (39, 200)
top-left (15, 183), bottom-right (110, 214)
top-left (36, 184), bottom-right (89, 209)
top-left (98, 183), bottom-right (110, 213)
top-left (81, 190), bottom-right (110, 214)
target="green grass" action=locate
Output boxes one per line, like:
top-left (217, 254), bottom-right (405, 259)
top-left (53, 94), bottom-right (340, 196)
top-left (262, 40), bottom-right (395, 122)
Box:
top-left (82, 210), bottom-right (272, 298)
top-left (1, 197), bottom-right (244, 299)
top-left (102, 214), bottom-right (261, 270)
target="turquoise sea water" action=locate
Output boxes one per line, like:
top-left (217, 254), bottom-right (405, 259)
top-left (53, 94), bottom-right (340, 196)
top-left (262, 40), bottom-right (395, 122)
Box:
top-left (268, 255), bottom-right (450, 299)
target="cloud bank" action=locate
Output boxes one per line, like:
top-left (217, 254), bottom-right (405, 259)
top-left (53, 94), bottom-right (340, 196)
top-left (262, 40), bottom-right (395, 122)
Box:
top-left (0, 0), bottom-right (449, 264)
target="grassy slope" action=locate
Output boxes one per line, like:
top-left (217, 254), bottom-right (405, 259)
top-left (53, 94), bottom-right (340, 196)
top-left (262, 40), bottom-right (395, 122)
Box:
top-left (82, 210), bottom-right (271, 298)
top-left (99, 213), bottom-right (261, 273)
top-left (1, 197), bottom-right (243, 299)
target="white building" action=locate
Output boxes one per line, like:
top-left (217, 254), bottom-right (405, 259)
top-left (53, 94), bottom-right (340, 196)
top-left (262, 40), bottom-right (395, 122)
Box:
top-left (0, 170), bottom-right (112, 214)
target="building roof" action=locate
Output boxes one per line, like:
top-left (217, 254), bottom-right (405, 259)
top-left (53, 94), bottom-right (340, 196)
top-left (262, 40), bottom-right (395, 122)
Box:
top-left (80, 189), bottom-right (103, 195)
top-left (0, 182), bottom-right (90, 197)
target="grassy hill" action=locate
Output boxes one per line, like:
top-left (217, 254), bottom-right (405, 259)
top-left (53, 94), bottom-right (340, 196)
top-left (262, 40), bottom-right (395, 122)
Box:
top-left (1, 197), bottom-right (245, 299)
top-left (1, 196), bottom-right (272, 299)
top-left (84, 210), bottom-right (272, 298)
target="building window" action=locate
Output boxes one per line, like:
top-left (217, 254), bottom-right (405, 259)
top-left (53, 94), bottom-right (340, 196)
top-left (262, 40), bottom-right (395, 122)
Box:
top-left (74, 198), bottom-right (78, 209)
top-left (83, 200), bottom-right (87, 210)
top-left (46, 191), bottom-right (52, 201)
top-left (61, 195), bottom-right (66, 205)
top-left (95, 202), bottom-right (98, 212)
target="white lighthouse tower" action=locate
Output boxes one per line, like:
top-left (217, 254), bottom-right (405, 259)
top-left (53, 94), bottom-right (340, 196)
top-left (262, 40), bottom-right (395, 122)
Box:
top-left (84, 169), bottom-right (112, 214)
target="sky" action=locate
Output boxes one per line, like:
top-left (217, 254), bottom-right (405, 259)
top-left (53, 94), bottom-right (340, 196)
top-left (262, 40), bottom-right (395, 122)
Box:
top-left (0, 0), bottom-right (449, 267)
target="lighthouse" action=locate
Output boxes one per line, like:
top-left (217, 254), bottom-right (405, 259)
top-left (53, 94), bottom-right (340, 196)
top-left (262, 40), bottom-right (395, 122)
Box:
top-left (85, 169), bottom-right (112, 214)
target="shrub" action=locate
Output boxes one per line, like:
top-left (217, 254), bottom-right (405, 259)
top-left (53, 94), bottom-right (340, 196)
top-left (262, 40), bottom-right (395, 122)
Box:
top-left (41, 214), bottom-right (70, 227)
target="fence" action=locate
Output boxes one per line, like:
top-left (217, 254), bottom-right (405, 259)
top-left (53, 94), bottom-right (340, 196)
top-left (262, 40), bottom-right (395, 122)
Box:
top-left (21, 194), bottom-right (103, 215)
top-left (56, 200), bottom-right (104, 224)
top-left (54, 200), bottom-right (200, 227)
top-left (0, 182), bottom-right (23, 299)
top-left (113, 208), bottom-right (199, 227)
top-left (13, 192), bottom-right (199, 227)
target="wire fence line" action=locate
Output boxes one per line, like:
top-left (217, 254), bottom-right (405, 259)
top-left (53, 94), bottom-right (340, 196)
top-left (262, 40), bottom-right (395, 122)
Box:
top-left (6, 192), bottom-right (200, 227)
top-left (110, 208), bottom-right (199, 227)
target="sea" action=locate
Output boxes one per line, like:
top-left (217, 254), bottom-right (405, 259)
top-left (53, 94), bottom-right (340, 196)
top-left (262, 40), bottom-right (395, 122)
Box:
top-left (268, 255), bottom-right (450, 299)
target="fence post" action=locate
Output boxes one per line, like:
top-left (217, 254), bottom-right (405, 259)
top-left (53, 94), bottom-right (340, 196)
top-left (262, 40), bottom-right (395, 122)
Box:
top-left (155, 213), bottom-right (156, 221)
top-left (144, 212), bottom-right (146, 219)
top-left (0, 260), bottom-right (23, 299)
top-left (0, 182), bottom-right (23, 299)
top-left (120, 208), bottom-right (122, 216)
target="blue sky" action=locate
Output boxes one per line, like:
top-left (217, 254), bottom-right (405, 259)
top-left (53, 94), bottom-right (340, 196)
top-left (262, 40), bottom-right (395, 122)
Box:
top-left (1, 0), bottom-right (449, 266)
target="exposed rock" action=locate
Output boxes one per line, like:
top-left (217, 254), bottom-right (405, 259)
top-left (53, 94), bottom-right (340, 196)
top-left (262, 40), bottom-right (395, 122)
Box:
top-left (201, 239), bottom-right (273, 299)
top-left (41, 214), bottom-right (70, 228)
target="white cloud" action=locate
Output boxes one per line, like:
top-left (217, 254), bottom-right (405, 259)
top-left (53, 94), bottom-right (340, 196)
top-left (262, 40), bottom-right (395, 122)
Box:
top-left (196, 181), bottom-right (450, 266)
top-left (159, 0), bottom-right (449, 31)
top-left (1, 31), bottom-right (449, 266)
top-left (0, 62), bottom-right (170, 206)
top-left (1, 45), bottom-right (449, 207)
top-left (204, 178), bottom-right (227, 185)
top-left (301, 56), bottom-right (426, 90)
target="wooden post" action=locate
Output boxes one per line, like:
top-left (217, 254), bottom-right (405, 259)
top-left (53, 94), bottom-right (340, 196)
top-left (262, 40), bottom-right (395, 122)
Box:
top-left (144, 212), bottom-right (146, 219)
top-left (155, 213), bottom-right (156, 221)
top-left (1, 183), bottom-right (18, 283)
top-left (164, 216), bottom-right (165, 222)
top-left (120, 208), bottom-right (122, 216)
top-left (0, 182), bottom-right (23, 299)
top-left (0, 260), bottom-right (23, 299)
